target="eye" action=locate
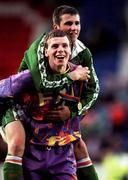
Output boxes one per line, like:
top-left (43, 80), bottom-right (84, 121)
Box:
top-left (52, 44), bottom-right (58, 49)
top-left (64, 21), bottom-right (73, 26)
top-left (75, 21), bottom-right (80, 25)
top-left (63, 43), bottom-right (68, 48)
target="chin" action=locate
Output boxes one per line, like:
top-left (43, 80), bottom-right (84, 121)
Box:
top-left (71, 37), bottom-right (77, 44)
top-left (57, 62), bottom-right (65, 66)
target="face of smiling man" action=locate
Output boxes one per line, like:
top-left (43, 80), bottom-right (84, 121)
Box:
top-left (45, 36), bottom-right (71, 74)
top-left (54, 14), bottom-right (81, 44)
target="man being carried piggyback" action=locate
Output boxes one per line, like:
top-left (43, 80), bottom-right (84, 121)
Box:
top-left (0, 5), bottom-right (99, 180)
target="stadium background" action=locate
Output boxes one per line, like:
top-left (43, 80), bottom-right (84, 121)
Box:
top-left (0, 0), bottom-right (128, 179)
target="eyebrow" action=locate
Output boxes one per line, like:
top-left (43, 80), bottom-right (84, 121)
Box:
top-left (51, 42), bottom-right (69, 47)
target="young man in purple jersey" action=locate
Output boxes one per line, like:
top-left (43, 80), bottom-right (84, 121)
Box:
top-left (1, 29), bottom-right (90, 179)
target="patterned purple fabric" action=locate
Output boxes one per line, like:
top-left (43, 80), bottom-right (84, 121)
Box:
top-left (23, 143), bottom-right (77, 180)
top-left (0, 70), bottom-right (33, 98)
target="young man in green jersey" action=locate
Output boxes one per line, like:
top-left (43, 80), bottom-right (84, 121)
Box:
top-left (2, 5), bottom-right (99, 180)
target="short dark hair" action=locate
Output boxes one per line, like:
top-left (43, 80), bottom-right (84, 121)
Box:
top-left (52, 5), bottom-right (79, 25)
top-left (44, 29), bottom-right (72, 49)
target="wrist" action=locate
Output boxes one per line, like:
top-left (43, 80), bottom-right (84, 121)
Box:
top-left (67, 72), bottom-right (78, 81)
top-left (64, 73), bottom-right (74, 83)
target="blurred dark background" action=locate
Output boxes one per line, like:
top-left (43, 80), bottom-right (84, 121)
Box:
top-left (0, 0), bottom-right (128, 179)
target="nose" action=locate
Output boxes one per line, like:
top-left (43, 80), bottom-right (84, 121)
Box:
top-left (57, 45), bottom-right (64, 52)
top-left (70, 23), bottom-right (77, 31)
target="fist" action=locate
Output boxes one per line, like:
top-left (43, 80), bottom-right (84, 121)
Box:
top-left (68, 65), bottom-right (90, 81)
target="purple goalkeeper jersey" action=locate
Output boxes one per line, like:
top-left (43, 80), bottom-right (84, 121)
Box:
top-left (0, 69), bottom-right (85, 146)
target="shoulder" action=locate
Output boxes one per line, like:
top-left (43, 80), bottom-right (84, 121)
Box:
top-left (71, 39), bottom-right (92, 59)
top-left (76, 39), bottom-right (86, 50)
top-left (76, 40), bottom-right (92, 55)
top-left (28, 32), bottom-right (47, 51)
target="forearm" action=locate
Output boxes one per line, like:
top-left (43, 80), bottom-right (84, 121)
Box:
top-left (0, 70), bottom-right (33, 98)
top-left (0, 78), bottom-right (12, 98)
top-left (78, 49), bottom-right (100, 115)
top-left (78, 71), bottom-right (100, 115)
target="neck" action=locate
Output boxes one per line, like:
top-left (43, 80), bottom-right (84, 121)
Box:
top-left (53, 64), bottom-right (70, 74)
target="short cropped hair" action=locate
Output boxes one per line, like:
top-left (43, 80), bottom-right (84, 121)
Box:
top-left (44, 29), bottom-right (72, 49)
top-left (52, 5), bottom-right (79, 25)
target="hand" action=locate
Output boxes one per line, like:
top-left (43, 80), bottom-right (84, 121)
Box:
top-left (68, 65), bottom-right (90, 81)
top-left (44, 106), bottom-right (71, 122)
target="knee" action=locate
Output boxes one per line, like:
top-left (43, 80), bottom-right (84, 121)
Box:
top-left (75, 139), bottom-right (86, 149)
top-left (74, 139), bottom-right (89, 160)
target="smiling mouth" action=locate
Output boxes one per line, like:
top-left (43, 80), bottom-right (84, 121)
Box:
top-left (69, 31), bottom-right (78, 35)
top-left (55, 56), bottom-right (65, 60)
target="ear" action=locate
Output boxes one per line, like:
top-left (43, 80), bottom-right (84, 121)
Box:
top-left (53, 24), bottom-right (59, 30)
top-left (44, 48), bottom-right (48, 57)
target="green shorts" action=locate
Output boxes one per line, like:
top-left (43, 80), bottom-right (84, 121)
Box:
top-left (1, 108), bottom-right (16, 127)
top-left (0, 108), bottom-right (18, 142)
